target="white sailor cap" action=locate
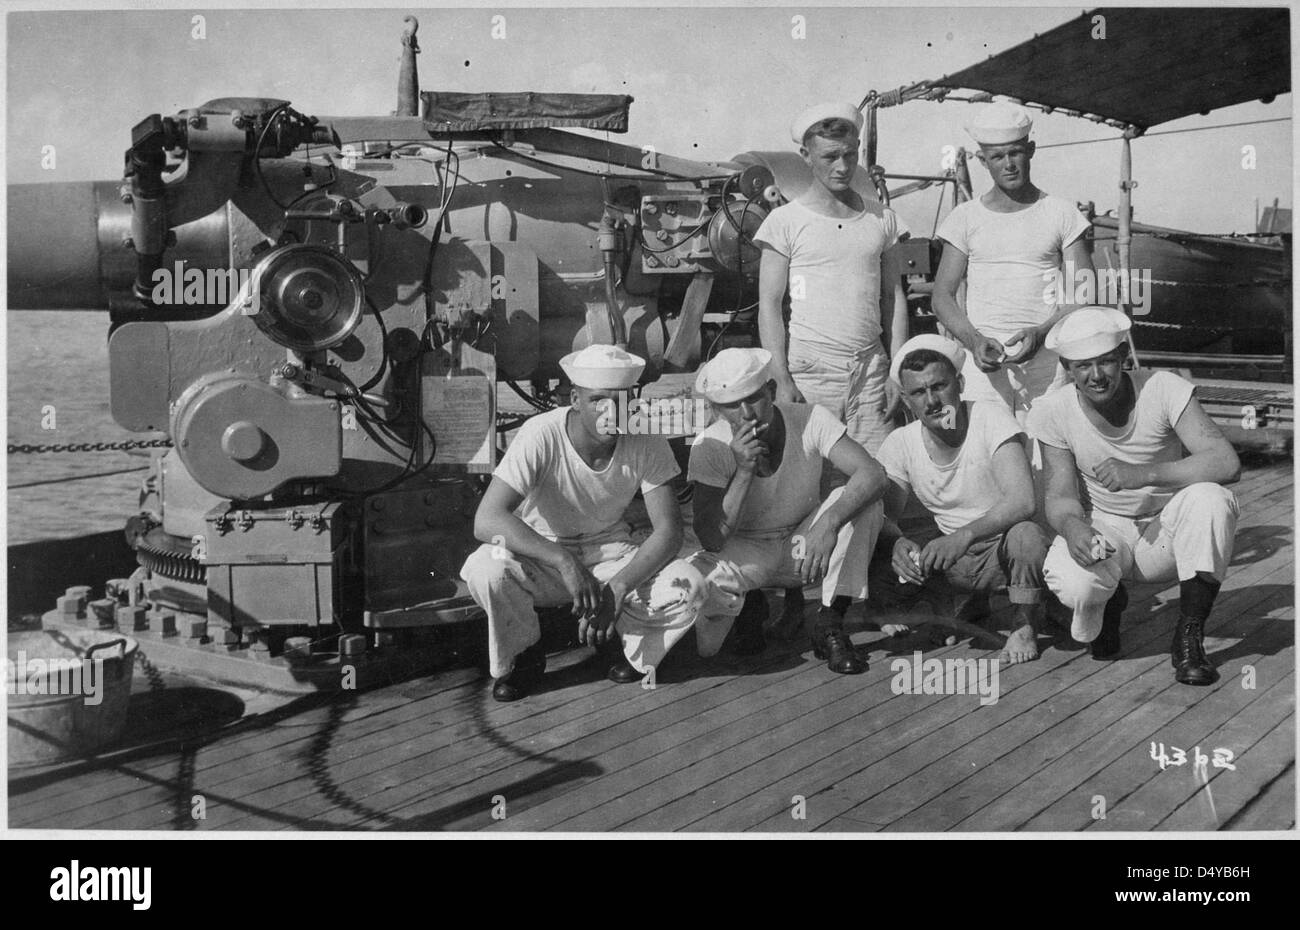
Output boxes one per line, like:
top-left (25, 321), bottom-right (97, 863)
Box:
top-left (791, 102), bottom-right (864, 145)
top-left (1044, 306), bottom-right (1132, 361)
top-left (889, 334), bottom-right (968, 385)
top-left (559, 344), bottom-right (646, 389)
top-left (966, 101), bottom-right (1034, 146)
top-left (695, 348), bottom-right (773, 404)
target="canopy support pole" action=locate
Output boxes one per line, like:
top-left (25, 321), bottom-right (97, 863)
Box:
top-left (1118, 126), bottom-right (1143, 368)
top-left (1117, 127), bottom-right (1140, 309)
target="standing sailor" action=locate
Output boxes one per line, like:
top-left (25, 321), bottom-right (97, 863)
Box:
top-left (1028, 308), bottom-right (1241, 684)
top-left (932, 101), bottom-right (1094, 422)
top-left (461, 344), bottom-right (706, 702)
top-left (754, 101), bottom-right (910, 455)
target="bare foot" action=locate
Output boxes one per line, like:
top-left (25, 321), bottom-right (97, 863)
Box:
top-left (880, 622), bottom-right (912, 637)
top-left (999, 624), bottom-right (1039, 664)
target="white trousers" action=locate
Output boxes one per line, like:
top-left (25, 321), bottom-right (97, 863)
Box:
top-left (960, 347), bottom-right (1068, 424)
top-left (460, 527), bottom-right (706, 678)
top-left (1042, 482), bottom-right (1239, 642)
top-left (788, 340), bottom-right (893, 455)
top-left (636, 492), bottom-right (885, 662)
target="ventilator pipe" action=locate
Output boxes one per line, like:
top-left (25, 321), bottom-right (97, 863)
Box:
top-left (397, 17), bottom-right (421, 117)
top-left (598, 209), bottom-right (628, 348)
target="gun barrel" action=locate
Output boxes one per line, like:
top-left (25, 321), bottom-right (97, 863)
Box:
top-left (9, 180), bottom-right (233, 312)
top-left (7, 181), bottom-right (108, 309)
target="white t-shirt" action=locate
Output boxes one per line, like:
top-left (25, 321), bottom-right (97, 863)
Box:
top-left (1027, 370), bottom-right (1196, 519)
top-left (494, 407), bottom-right (680, 541)
top-left (753, 199), bottom-right (908, 358)
top-left (937, 193), bottom-right (1091, 342)
top-left (876, 402), bottom-right (1026, 536)
top-left (688, 403), bottom-right (846, 535)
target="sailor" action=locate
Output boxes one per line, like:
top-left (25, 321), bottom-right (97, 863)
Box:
top-left (754, 101), bottom-right (910, 454)
top-left (932, 101), bottom-right (1095, 422)
top-left (460, 344), bottom-right (706, 702)
top-left (874, 335), bottom-right (1052, 664)
top-left (753, 101), bottom-right (910, 632)
top-left (630, 348), bottom-right (888, 675)
top-left (1028, 307), bottom-right (1241, 684)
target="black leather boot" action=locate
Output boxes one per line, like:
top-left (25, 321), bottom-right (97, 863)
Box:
top-left (811, 608), bottom-right (867, 675)
top-left (604, 639), bottom-right (642, 684)
top-left (729, 590), bottom-right (768, 656)
top-left (1091, 583), bottom-right (1127, 660)
top-left (1171, 615), bottom-right (1218, 686)
top-left (492, 643), bottom-right (547, 702)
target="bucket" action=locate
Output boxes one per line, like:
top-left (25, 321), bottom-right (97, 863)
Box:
top-left (6, 628), bottom-right (139, 767)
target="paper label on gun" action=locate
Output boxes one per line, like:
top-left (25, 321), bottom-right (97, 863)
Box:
top-left (425, 376), bottom-right (493, 468)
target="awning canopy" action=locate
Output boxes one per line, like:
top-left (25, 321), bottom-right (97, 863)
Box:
top-left (927, 7), bottom-right (1290, 132)
top-left (422, 92), bottom-right (633, 133)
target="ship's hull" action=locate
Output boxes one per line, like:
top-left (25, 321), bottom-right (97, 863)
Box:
top-left (1089, 216), bottom-right (1291, 367)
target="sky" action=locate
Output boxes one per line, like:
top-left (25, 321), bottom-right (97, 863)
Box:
top-left (2, 2), bottom-right (1294, 236)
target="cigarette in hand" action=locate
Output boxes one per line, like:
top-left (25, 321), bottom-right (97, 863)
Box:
top-left (1090, 535), bottom-right (1116, 560)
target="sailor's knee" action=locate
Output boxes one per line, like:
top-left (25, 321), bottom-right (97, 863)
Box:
top-left (461, 544), bottom-right (517, 591)
top-left (647, 558), bottom-right (709, 614)
top-left (1043, 536), bottom-right (1119, 601)
top-left (1005, 520), bottom-right (1051, 563)
top-left (1179, 482), bottom-right (1238, 519)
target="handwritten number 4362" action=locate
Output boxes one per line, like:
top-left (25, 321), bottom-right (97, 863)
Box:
top-left (1150, 742), bottom-right (1235, 771)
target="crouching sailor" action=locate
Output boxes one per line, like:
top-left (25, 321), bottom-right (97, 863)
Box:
top-left (631, 348), bottom-right (886, 675)
top-left (876, 335), bottom-right (1052, 664)
top-left (1027, 307), bottom-right (1241, 684)
top-left (461, 344), bottom-right (705, 702)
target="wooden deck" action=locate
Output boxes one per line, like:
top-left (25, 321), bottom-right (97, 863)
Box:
top-left (9, 460), bottom-right (1294, 832)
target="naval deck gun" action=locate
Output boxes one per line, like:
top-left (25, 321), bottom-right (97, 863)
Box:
top-left (7, 17), bottom-right (839, 686)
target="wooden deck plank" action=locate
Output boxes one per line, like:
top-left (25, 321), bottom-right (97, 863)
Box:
top-left (706, 531), bottom-right (1291, 833)
top-left (9, 667), bottom-right (481, 819)
top-left (1010, 615), bottom-right (1292, 832)
top-left (220, 645), bottom-right (827, 830)
top-left (25, 650), bottom-right (622, 828)
top-left (466, 650), bottom-right (870, 831)
top-left (942, 583), bottom-right (1292, 832)
top-left (1085, 669), bottom-right (1295, 831)
top-left (489, 639), bottom-right (966, 832)
top-left (1159, 714), bottom-right (1295, 831)
top-left (28, 667), bottom-right (533, 829)
top-left (772, 576), bottom-right (1291, 833)
top-left (1222, 762), bottom-right (1295, 831)
top-left (336, 632), bottom-right (917, 831)
top-left (622, 621), bottom-right (1108, 833)
top-left (203, 666), bottom-right (639, 829)
top-left (109, 657), bottom-right (674, 830)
